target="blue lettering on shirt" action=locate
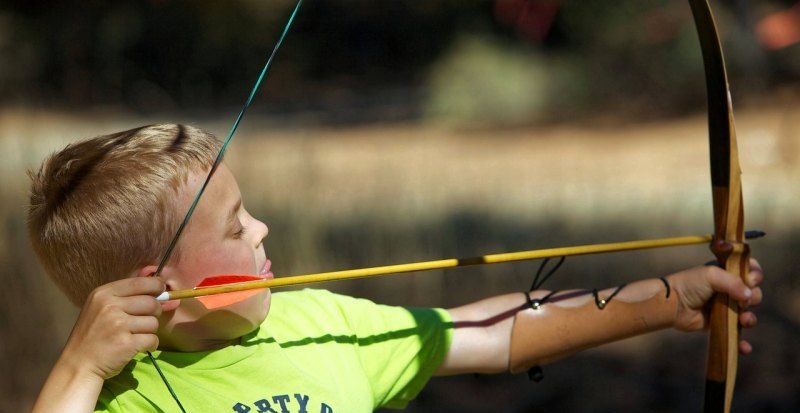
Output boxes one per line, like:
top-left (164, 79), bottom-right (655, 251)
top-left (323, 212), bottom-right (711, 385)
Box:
top-left (232, 402), bottom-right (251, 413)
top-left (272, 394), bottom-right (291, 413)
top-left (293, 393), bottom-right (309, 413)
top-left (254, 398), bottom-right (278, 413)
top-left (231, 394), bottom-right (333, 413)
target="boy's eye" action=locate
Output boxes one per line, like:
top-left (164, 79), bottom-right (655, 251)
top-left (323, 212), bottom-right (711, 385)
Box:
top-left (233, 227), bottom-right (246, 239)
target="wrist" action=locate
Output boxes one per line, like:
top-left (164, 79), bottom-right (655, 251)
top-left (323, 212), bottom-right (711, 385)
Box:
top-left (658, 276), bottom-right (679, 329)
top-left (55, 350), bottom-right (107, 387)
top-left (32, 353), bottom-right (105, 413)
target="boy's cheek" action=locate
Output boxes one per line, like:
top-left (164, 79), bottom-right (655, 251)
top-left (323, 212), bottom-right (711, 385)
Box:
top-left (179, 253), bottom-right (255, 282)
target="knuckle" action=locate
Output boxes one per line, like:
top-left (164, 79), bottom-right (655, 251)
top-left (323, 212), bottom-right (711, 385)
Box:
top-left (101, 301), bottom-right (123, 316)
top-left (109, 315), bottom-right (128, 331)
top-left (118, 334), bottom-right (135, 351)
top-left (701, 264), bottom-right (720, 280)
top-left (87, 285), bottom-right (111, 303)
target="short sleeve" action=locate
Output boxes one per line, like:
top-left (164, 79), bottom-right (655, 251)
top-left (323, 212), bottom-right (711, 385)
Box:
top-left (307, 290), bottom-right (454, 409)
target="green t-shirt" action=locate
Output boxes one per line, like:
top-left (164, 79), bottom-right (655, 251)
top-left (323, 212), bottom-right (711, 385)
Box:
top-left (97, 289), bottom-right (453, 412)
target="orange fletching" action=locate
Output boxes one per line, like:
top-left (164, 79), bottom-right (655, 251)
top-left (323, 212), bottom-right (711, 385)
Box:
top-left (194, 275), bottom-right (266, 309)
top-left (196, 275), bottom-right (263, 287)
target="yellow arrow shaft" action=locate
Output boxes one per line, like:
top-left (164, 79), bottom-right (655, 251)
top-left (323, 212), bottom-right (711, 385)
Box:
top-left (164, 234), bottom-right (713, 301)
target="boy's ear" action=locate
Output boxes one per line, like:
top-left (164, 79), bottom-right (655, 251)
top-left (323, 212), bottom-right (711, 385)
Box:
top-left (134, 265), bottom-right (159, 278)
top-left (134, 265), bottom-right (180, 312)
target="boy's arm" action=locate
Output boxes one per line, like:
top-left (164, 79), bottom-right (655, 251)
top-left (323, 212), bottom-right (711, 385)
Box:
top-left (32, 277), bottom-right (164, 413)
top-left (435, 260), bottom-right (763, 376)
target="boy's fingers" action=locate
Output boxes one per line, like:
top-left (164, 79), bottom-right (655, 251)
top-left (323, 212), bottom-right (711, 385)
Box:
top-left (748, 257), bottom-right (763, 273)
top-left (107, 276), bottom-right (166, 298)
top-left (121, 296), bottom-right (163, 317)
top-left (738, 340), bottom-right (753, 355)
top-left (707, 267), bottom-right (752, 302)
top-left (739, 311), bottom-right (758, 328)
top-left (739, 257), bottom-right (764, 288)
top-left (704, 257), bottom-right (763, 289)
top-left (742, 287), bottom-right (763, 309)
top-left (133, 334), bottom-right (160, 353)
top-left (128, 316), bottom-right (160, 334)
top-left (747, 269), bottom-right (764, 287)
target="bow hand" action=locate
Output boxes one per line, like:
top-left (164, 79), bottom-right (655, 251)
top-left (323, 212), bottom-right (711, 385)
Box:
top-left (668, 259), bottom-right (763, 338)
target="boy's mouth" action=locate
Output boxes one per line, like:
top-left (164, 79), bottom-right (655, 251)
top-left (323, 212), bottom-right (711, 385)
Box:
top-left (259, 259), bottom-right (274, 279)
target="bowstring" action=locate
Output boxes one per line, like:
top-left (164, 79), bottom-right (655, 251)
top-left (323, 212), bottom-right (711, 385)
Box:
top-left (147, 1), bottom-right (304, 411)
top-left (154, 0), bottom-right (304, 277)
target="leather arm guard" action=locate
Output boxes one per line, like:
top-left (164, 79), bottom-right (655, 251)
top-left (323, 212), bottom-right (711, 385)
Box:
top-left (508, 279), bottom-right (677, 374)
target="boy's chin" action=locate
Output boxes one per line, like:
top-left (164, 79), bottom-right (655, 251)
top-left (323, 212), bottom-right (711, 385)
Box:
top-left (164, 294), bottom-right (271, 350)
top-left (164, 315), bottom-right (266, 351)
top-left (211, 322), bottom-right (263, 343)
top-left (204, 297), bottom-right (271, 337)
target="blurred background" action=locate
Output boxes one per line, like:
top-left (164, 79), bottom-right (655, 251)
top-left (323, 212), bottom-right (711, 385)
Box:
top-left (2, 0), bottom-right (799, 411)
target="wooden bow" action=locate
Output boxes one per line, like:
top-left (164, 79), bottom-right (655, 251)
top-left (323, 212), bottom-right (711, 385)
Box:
top-left (688, 1), bottom-right (750, 411)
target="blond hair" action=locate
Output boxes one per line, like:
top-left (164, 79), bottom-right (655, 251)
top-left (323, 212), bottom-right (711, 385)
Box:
top-left (27, 124), bottom-right (221, 306)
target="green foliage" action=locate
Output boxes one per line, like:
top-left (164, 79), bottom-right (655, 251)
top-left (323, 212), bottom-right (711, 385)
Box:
top-left (0, 1), bottom-right (796, 121)
top-left (424, 35), bottom-right (587, 124)
top-left (557, 0), bottom-right (707, 115)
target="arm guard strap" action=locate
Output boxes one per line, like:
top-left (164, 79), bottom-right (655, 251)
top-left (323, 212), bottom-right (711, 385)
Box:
top-left (508, 279), bottom-right (677, 374)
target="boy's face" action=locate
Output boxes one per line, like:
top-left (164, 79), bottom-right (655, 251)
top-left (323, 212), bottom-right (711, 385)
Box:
top-left (156, 163), bottom-right (272, 351)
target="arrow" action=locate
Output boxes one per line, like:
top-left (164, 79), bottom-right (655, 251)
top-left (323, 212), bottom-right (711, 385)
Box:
top-left (156, 231), bottom-right (764, 309)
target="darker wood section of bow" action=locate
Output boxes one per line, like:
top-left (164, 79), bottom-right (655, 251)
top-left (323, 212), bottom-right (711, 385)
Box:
top-left (688, 1), bottom-right (749, 412)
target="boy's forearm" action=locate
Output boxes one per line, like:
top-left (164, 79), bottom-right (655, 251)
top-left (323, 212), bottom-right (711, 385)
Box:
top-left (32, 354), bottom-right (105, 413)
top-left (508, 277), bottom-right (677, 372)
top-left (440, 278), bottom-right (677, 376)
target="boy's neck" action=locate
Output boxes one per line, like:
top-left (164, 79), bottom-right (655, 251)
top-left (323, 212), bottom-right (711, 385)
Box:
top-left (158, 335), bottom-right (241, 353)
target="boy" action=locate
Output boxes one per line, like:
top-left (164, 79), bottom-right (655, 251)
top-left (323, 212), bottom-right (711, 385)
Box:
top-left (28, 124), bottom-right (762, 412)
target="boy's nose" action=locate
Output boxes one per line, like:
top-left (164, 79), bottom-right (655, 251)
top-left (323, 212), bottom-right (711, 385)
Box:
top-left (254, 219), bottom-right (268, 245)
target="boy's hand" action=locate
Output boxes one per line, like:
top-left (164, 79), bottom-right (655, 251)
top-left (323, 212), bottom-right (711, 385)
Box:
top-left (61, 276), bottom-right (165, 380)
top-left (668, 258), bottom-right (764, 354)
top-left (32, 277), bottom-right (165, 413)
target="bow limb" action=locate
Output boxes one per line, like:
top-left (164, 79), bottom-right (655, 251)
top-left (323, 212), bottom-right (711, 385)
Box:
top-left (688, 1), bottom-right (749, 412)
